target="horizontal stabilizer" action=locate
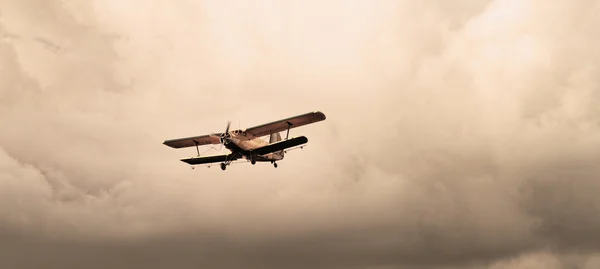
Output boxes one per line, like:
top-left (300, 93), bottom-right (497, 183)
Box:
top-left (253, 136), bottom-right (308, 156)
top-left (180, 154), bottom-right (239, 165)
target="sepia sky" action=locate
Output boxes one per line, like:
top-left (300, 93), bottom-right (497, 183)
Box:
top-left (1, 0), bottom-right (600, 268)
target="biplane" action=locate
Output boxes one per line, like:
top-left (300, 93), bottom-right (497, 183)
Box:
top-left (162, 111), bottom-right (326, 170)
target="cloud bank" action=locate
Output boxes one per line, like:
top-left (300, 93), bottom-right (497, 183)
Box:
top-left (1, 0), bottom-right (600, 268)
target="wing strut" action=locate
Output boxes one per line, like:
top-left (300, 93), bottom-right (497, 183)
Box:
top-left (285, 121), bottom-right (293, 140)
top-left (193, 140), bottom-right (200, 156)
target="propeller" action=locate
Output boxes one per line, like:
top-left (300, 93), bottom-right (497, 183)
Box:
top-left (209, 121), bottom-right (232, 145)
top-left (224, 121), bottom-right (231, 134)
top-left (218, 121), bottom-right (231, 144)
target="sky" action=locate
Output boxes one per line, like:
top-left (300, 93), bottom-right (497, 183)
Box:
top-left (1, 0), bottom-right (600, 268)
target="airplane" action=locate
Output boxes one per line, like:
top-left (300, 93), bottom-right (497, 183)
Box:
top-left (162, 111), bottom-right (326, 171)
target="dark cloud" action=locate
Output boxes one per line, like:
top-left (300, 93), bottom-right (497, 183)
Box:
top-left (1, 0), bottom-right (600, 268)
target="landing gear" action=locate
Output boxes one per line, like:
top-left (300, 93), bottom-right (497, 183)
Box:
top-left (251, 159), bottom-right (256, 165)
top-left (219, 154), bottom-right (238, 171)
top-left (273, 162), bottom-right (278, 168)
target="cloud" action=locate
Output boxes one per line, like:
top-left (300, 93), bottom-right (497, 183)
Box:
top-left (1, 0), bottom-right (600, 268)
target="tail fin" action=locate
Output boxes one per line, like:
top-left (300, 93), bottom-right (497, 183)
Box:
top-left (269, 132), bottom-right (282, 143)
top-left (269, 132), bottom-right (284, 158)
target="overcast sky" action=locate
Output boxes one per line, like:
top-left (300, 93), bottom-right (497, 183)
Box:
top-left (1, 0), bottom-right (600, 268)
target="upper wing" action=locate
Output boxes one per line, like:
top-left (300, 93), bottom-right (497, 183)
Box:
top-left (163, 134), bottom-right (221, 149)
top-left (253, 136), bottom-right (308, 155)
top-left (245, 111), bottom-right (326, 138)
top-left (180, 153), bottom-right (239, 165)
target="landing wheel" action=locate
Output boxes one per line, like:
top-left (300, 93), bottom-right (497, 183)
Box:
top-left (220, 163), bottom-right (226, 171)
top-left (273, 162), bottom-right (278, 168)
top-left (251, 159), bottom-right (256, 165)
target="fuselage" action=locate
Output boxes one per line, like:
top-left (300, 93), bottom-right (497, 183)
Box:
top-left (223, 130), bottom-right (283, 162)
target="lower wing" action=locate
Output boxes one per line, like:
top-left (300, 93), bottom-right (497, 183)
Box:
top-left (253, 136), bottom-right (308, 155)
top-left (179, 137), bottom-right (308, 165)
top-left (180, 153), bottom-right (239, 165)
